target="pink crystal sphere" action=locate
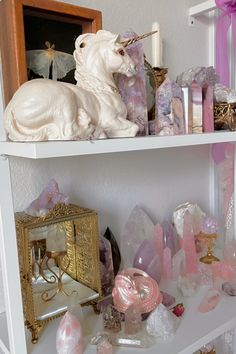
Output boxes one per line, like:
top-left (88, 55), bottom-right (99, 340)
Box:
top-left (223, 240), bottom-right (236, 266)
top-left (201, 216), bottom-right (218, 234)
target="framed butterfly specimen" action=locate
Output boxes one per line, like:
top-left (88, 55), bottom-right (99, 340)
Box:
top-left (0, 0), bottom-right (102, 104)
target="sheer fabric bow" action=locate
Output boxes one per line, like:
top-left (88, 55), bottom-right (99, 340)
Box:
top-left (215, 0), bottom-right (236, 86)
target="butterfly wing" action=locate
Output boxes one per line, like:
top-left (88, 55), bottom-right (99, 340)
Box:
top-left (52, 51), bottom-right (76, 80)
top-left (26, 50), bottom-right (52, 79)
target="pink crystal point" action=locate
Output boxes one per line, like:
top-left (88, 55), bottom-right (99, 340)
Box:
top-left (154, 224), bottom-right (163, 273)
top-left (56, 311), bottom-right (84, 354)
top-left (163, 247), bottom-right (172, 279)
top-left (183, 211), bottom-right (198, 274)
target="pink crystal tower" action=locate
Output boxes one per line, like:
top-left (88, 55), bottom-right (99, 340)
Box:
top-left (183, 211), bottom-right (198, 274)
top-left (163, 247), bottom-right (172, 279)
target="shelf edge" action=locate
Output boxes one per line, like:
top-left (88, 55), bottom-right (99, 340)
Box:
top-left (189, 0), bottom-right (216, 17)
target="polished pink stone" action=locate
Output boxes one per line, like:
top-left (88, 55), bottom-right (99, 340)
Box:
top-left (56, 311), bottom-right (83, 354)
top-left (97, 338), bottom-right (112, 354)
top-left (198, 289), bottom-right (221, 313)
top-left (183, 211), bottom-right (198, 274)
top-left (163, 247), bottom-right (172, 279)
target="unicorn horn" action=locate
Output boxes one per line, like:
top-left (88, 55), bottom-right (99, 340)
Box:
top-left (121, 30), bottom-right (158, 47)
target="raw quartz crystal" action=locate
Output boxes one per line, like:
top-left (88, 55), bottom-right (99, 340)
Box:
top-left (172, 249), bottom-right (185, 280)
top-left (155, 77), bottom-right (185, 136)
top-left (182, 211), bottom-right (198, 274)
top-left (214, 83), bottom-right (236, 103)
top-left (120, 206), bottom-right (154, 268)
top-left (25, 179), bottom-right (69, 217)
top-left (97, 338), bottom-right (113, 354)
top-left (56, 311), bottom-right (83, 354)
top-left (173, 202), bottom-right (206, 241)
top-left (176, 66), bottom-right (218, 87)
top-left (124, 304), bottom-right (142, 335)
top-left (177, 274), bottom-right (199, 297)
top-left (198, 263), bottom-right (213, 286)
top-left (116, 31), bottom-right (148, 136)
top-left (146, 304), bottom-right (175, 340)
top-left (103, 304), bottom-right (121, 333)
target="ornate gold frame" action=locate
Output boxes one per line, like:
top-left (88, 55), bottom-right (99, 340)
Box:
top-left (15, 203), bottom-right (101, 343)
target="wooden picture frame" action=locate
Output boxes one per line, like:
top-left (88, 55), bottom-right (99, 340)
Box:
top-left (0, 0), bottom-right (102, 104)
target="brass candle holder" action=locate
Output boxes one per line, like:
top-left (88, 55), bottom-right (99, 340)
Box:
top-left (144, 60), bottom-right (168, 122)
top-left (197, 232), bottom-right (220, 265)
top-left (152, 66), bottom-right (168, 88)
top-left (214, 102), bottom-right (236, 131)
top-left (39, 251), bottom-right (72, 302)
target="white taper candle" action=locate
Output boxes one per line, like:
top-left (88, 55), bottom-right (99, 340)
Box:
top-left (152, 22), bottom-right (162, 68)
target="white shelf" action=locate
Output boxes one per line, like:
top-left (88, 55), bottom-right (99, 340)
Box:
top-left (0, 312), bottom-right (9, 354)
top-left (26, 285), bottom-right (236, 354)
top-left (0, 132), bottom-right (236, 159)
top-left (189, 0), bottom-right (217, 17)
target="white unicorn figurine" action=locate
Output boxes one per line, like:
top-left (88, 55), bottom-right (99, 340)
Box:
top-left (4, 30), bottom-right (154, 141)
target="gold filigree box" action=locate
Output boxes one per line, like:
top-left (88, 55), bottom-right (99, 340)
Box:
top-left (15, 203), bottom-right (101, 343)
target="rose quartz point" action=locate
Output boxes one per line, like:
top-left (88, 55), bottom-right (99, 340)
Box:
top-left (163, 247), bottom-right (172, 279)
top-left (183, 211), bottom-right (198, 274)
top-left (56, 311), bottom-right (84, 354)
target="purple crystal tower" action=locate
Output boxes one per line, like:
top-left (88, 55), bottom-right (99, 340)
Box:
top-left (116, 31), bottom-right (148, 136)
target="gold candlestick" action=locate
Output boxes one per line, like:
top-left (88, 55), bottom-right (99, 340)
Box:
top-left (197, 232), bottom-right (220, 265)
top-left (40, 251), bottom-right (71, 302)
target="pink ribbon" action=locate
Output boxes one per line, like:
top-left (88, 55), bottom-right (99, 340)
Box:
top-left (215, 0), bottom-right (236, 86)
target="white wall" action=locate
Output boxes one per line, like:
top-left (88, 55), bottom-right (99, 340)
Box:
top-left (57, 0), bottom-right (210, 79)
top-left (10, 145), bottom-right (210, 238)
